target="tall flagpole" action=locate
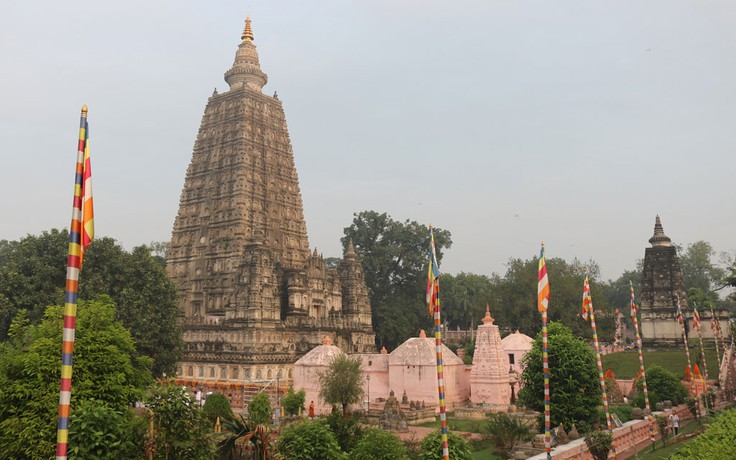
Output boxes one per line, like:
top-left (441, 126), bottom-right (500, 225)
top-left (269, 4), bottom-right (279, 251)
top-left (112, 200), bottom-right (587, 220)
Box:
top-left (710, 306), bottom-right (722, 368)
top-left (56, 105), bottom-right (94, 460)
top-left (630, 282), bottom-right (655, 447)
top-left (427, 225), bottom-right (449, 460)
top-left (692, 304), bottom-right (709, 381)
top-left (537, 244), bottom-right (551, 460)
top-left (675, 294), bottom-right (700, 420)
top-left (582, 276), bottom-right (617, 459)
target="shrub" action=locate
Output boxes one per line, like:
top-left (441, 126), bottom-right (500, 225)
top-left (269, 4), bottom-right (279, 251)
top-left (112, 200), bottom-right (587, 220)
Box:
top-left (248, 393), bottom-right (272, 426)
top-left (670, 407), bottom-right (736, 459)
top-left (276, 419), bottom-right (346, 460)
top-left (635, 365), bottom-right (687, 408)
top-left (484, 412), bottom-right (534, 454)
top-left (351, 428), bottom-right (409, 460)
top-left (68, 399), bottom-right (141, 460)
top-left (584, 430), bottom-right (612, 460)
top-left (203, 392), bottom-right (233, 423)
top-left (418, 429), bottom-right (473, 460)
top-left (282, 387), bottom-right (306, 417)
top-left (324, 411), bottom-right (364, 453)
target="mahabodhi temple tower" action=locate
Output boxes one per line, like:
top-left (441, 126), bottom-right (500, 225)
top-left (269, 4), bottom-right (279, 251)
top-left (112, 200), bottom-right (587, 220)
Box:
top-left (167, 18), bottom-right (375, 384)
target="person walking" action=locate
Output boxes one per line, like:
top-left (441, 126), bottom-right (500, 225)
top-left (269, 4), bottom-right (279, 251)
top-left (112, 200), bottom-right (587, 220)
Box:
top-left (672, 413), bottom-right (680, 436)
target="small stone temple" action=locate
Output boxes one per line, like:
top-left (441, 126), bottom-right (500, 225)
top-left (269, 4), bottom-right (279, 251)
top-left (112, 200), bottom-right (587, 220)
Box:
top-left (639, 216), bottom-right (729, 345)
top-left (167, 18), bottom-right (375, 384)
top-left (470, 306), bottom-right (510, 405)
top-left (295, 308), bottom-right (527, 415)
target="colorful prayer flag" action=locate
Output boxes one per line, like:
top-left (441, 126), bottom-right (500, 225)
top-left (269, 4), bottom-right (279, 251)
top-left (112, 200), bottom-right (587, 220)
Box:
top-left (581, 276), bottom-right (592, 320)
top-left (426, 227), bottom-right (440, 317)
top-left (538, 245), bottom-right (550, 313)
top-left (630, 282), bottom-right (638, 319)
top-left (693, 304), bottom-right (701, 330)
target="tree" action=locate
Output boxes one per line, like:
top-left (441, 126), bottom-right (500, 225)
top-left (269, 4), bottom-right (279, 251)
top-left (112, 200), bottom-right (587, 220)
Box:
top-left (248, 392), bottom-right (272, 425)
top-left (0, 231), bottom-right (183, 376)
top-left (0, 298), bottom-right (153, 459)
top-left (678, 241), bottom-right (725, 296)
top-left (342, 211), bottom-right (452, 348)
top-left (203, 392), bottom-right (234, 423)
top-left (324, 411), bottom-right (364, 453)
top-left (318, 354), bottom-right (364, 414)
top-left (281, 386), bottom-right (306, 417)
top-left (634, 365), bottom-right (687, 408)
top-left (351, 428), bottom-right (409, 460)
top-left (145, 382), bottom-right (215, 460)
top-left (276, 419), bottom-right (346, 460)
top-left (418, 429), bottom-right (473, 460)
top-left (518, 322), bottom-right (600, 432)
top-left (218, 415), bottom-right (274, 460)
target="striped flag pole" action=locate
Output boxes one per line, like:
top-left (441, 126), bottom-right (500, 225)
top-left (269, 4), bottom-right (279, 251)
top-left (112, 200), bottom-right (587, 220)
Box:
top-left (710, 306), bottom-right (722, 367)
top-left (427, 225), bottom-right (449, 460)
top-left (582, 276), bottom-right (617, 459)
top-left (56, 105), bottom-right (94, 460)
top-left (692, 304), bottom-right (709, 412)
top-left (630, 282), bottom-right (655, 447)
top-left (675, 294), bottom-right (700, 420)
top-left (537, 244), bottom-right (551, 460)
top-left (693, 304), bottom-right (709, 381)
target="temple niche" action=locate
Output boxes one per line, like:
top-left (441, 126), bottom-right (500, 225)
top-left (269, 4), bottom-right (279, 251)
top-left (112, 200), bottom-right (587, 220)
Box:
top-left (639, 216), bottom-right (729, 346)
top-left (167, 17), bottom-right (375, 384)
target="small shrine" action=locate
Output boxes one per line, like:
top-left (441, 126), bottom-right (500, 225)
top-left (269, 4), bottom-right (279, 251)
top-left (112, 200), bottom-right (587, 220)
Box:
top-left (470, 305), bottom-right (511, 406)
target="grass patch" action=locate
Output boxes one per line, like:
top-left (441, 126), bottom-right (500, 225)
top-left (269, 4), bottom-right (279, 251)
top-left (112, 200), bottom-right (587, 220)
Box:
top-left (471, 445), bottom-right (504, 460)
top-left (415, 418), bottom-right (486, 433)
top-left (602, 349), bottom-right (720, 380)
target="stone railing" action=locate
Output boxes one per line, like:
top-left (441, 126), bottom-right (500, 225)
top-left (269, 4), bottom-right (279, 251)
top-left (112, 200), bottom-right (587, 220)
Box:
top-left (526, 404), bottom-right (693, 460)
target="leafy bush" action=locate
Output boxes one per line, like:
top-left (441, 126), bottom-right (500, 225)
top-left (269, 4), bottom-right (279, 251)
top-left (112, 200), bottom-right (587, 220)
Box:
top-left (68, 399), bottom-right (141, 460)
top-left (418, 429), bottom-right (473, 460)
top-left (282, 387), bottom-right (306, 417)
top-left (670, 407), bottom-right (736, 459)
top-left (634, 365), bottom-right (687, 408)
top-left (146, 382), bottom-right (215, 460)
top-left (351, 428), bottom-right (409, 460)
top-left (324, 411), bottom-right (364, 453)
top-left (276, 419), bottom-right (346, 460)
top-left (599, 405), bottom-right (633, 426)
top-left (484, 412), bottom-right (534, 454)
top-left (203, 392), bottom-right (233, 423)
top-left (519, 322), bottom-right (600, 432)
top-left (248, 393), bottom-right (272, 426)
top-left (584, 430), bottom-right (612, 460)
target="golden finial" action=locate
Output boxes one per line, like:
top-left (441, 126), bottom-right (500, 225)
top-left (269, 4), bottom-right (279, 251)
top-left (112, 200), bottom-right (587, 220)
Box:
top-left (241, 16), bottom-right (254, 42)
top-left (81, 105), bottom-right (88, 117)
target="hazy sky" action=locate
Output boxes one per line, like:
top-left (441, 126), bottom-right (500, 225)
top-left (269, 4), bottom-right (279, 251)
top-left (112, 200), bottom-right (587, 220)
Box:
top-left (1, 1), bottom-right (734, 280)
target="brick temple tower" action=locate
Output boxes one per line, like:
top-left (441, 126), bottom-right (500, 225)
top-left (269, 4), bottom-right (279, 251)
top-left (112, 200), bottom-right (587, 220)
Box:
top-left (639, 216), bottom-right (728, 345)
top-left (167, 18), bottom-right (375, 384)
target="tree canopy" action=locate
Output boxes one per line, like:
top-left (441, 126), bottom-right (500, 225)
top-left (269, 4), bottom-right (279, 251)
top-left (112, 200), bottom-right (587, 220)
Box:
top-left (0, 297), bottom-right (153, 459)
top-left (342, 211), bottom-right (451, 348)
top-left (518, 322), bottom-right (600, 432)
top-left (318, 354), bottom-right (364, 414)
top-left (0, 230), bottom-right (182, 376)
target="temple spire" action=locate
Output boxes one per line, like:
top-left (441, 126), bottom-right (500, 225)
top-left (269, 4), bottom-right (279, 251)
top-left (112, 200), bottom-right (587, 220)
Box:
top-left (241, 16), bottom-right (254, 42)
top-left (225, 16), bottom-right (268, 92)
top-left (344, 239), bottom-right (357, 259)
top-left (649, 214), bottom-right (672, 247)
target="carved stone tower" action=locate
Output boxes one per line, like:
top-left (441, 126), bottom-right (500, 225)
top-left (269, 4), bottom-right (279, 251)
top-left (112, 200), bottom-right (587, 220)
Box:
top-left (470, 306), bottom-right (510, 406)
top-left (639, 216), bottom-right (690, 345)
top-left (167, 18), bottom-right (375, 384)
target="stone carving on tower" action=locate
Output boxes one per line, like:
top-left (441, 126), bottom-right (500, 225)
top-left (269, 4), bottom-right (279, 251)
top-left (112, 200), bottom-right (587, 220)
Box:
top-left (167, 17), bottom-right (375, 383)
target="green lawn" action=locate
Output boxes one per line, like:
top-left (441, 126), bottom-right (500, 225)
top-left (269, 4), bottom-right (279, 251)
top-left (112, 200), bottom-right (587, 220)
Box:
top-left (601, 349), bottom-right (720, 380)
top-left (416, 417), bottom-right (486, 433)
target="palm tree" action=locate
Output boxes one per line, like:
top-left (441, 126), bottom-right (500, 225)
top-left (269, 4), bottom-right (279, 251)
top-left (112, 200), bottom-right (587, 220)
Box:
top-left (216, 414), bottom-right (275, 460)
